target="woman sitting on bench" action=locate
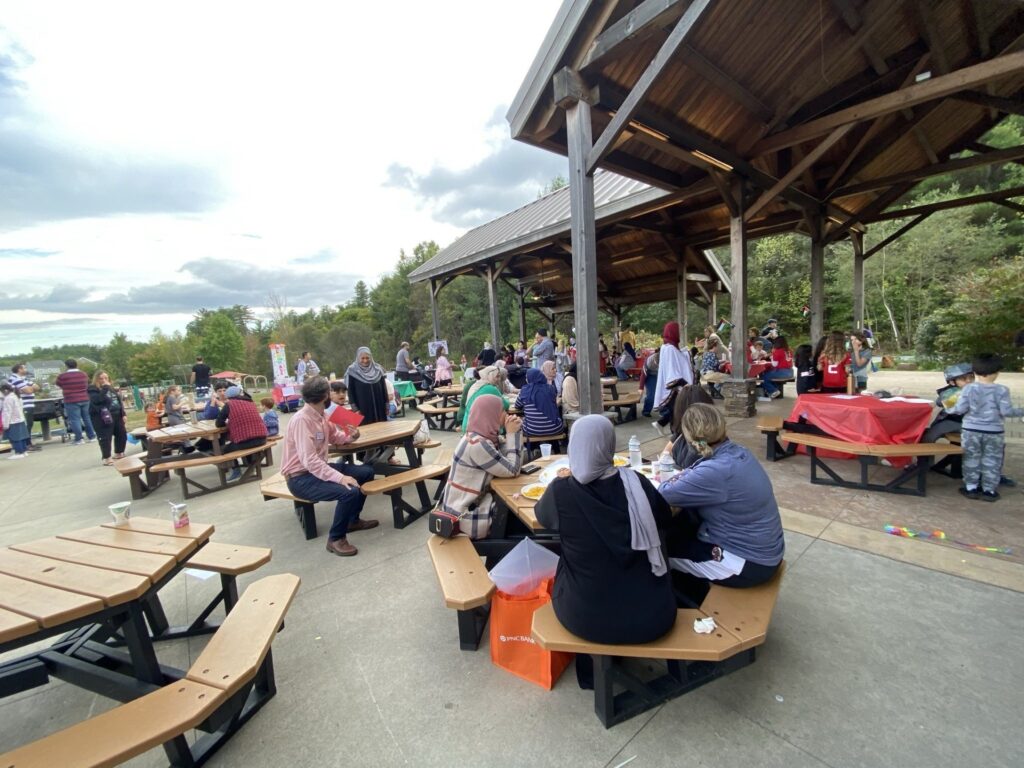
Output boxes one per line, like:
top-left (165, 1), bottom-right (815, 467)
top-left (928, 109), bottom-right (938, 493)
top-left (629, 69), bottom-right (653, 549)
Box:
top-left (438, 395), bottom-right (523, 539)
top-left (535, 415), bottom-right (675, 689)
top-left (460, 366), bottom-right (505, 431)
top-left (515, 368), bottom-right (564, 439)
top-left (658, 404), bottom-right (785, 607)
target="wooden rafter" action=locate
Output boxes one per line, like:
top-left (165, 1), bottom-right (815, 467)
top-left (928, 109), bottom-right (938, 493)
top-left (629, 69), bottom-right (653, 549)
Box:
top-left (744, 125), bottom-right (854, 221)
top-left (953, 90), bottom-right (1024, 116)
top-left (580, 0), bottom-right (685, 76)
top-left (586, 0), bottom-right (711, 173)
top-left (832, 143), bottom-right (1024, 198)
top-left (914, 0), bottom-right (952, 74)
top-left (867, 184), bottom-right (1024, 223)
top-left (830, 0), bottom-right (889, 75)
top-left (751, 50), bottom-right (1024, 156)
top-left (862, 213), bottom-right (932, 258)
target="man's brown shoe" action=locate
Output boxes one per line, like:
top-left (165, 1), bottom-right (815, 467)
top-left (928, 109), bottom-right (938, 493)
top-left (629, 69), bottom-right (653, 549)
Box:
top-left (326, 538), bottom-right (357, 557)
top-left (347, 519), bottom-right (380, 532)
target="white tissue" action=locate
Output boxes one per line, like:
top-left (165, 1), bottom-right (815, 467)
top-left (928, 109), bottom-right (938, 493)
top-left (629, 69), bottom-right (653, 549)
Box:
top-left (693, 617), bottom-right (717, 634)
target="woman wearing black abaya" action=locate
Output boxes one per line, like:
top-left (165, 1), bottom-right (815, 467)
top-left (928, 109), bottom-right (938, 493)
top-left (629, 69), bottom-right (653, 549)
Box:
top-left (344, 347), bottom-right (389, 424)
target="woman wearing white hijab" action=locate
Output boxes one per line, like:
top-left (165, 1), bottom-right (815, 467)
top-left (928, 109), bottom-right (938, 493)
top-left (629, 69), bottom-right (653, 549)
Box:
top-left (345, 347), bottom-right (389, 424)
top-left (535, 415), bottom-right (675, 688)
top-left (653, 320), bottom-right (694, 434)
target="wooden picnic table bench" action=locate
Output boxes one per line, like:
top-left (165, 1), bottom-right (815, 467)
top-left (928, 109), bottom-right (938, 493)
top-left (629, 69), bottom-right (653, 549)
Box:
top-left (0, 573), bottom-right (300, 768)
top-left (602, 390), bottom-right (642, 423)
top-left (427, 535), bottom-right (495, 651)
top-left (147, 439), bottom-right (278, 499)
top-left (780, 430), bottom-right (961, 496)
top-left (532, 564), bottom-right (785, 727)
top-left (419, 402), bottom-right (460, 431)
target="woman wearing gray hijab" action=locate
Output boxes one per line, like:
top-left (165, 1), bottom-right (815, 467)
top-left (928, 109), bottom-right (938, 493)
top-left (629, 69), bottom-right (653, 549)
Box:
top-left (535, 415), bottom-right (675, 688)
top-left (345, 347), bottom-right (389, 424)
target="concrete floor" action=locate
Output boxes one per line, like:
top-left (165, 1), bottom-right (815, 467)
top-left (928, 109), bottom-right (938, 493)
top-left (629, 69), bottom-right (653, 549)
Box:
top-left (2, 370), bottom-right (1023, 767)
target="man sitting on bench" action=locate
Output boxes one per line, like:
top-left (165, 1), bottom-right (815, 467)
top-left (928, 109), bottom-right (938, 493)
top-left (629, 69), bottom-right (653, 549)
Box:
top-left (217, 386), bottom-right (269, 482)
top-left (280, 377), bottom-right (378, 557)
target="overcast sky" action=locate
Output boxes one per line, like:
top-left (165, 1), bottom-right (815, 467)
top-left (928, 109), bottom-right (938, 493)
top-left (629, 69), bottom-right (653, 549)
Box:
top-left (0, 1), bottom-right (567, 354)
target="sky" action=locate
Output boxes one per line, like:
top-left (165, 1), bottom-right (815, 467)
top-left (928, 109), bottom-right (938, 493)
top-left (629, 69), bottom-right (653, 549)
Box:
top-left (0, 0), bottom-right (568, 355)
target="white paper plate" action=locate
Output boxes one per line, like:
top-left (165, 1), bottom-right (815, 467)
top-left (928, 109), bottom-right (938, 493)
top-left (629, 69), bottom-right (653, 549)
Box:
top-left (537, 459), bottom-right (571, 485)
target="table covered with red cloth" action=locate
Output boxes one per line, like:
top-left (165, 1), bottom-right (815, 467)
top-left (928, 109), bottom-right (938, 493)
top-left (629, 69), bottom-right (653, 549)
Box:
top-left (747, 362), bottom-right (772, 378)
top-left (786, 393), bottom-right (935, 467)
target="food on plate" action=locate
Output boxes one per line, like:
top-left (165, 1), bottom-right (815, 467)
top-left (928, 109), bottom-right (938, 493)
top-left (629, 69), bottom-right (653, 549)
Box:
top-left (612, 455), bottom-right (629, 467)
top-left (521, 484), bottom-right (546, 500)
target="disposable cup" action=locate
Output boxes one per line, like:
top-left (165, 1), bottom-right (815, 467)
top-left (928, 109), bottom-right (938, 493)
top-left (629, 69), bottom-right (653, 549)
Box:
top-left (108, 501), bottom-right (131, 525)
top-left (539, 443), bottom-right (552, 458)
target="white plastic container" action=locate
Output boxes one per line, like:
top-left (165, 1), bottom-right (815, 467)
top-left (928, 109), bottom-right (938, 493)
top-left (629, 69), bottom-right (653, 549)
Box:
top-left (628, 435), bottom-right (641, 468)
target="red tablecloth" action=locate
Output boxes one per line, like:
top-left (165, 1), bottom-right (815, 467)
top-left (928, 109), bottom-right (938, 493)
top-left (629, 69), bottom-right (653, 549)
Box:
top-left (748, 362), bottom-right (772, 378)
top-left (786, 394), bottom-right (935, 467)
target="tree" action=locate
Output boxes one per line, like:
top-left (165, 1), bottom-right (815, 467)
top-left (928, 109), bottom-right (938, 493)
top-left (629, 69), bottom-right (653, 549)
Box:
top-left (104, 333), bottom-right (144, 381)
top-left (198, 313), bottom-right (245, 372)
top-left (538, 175), bottom-right (568, 197)
top-left (350, 280), bottom-right (370, 308)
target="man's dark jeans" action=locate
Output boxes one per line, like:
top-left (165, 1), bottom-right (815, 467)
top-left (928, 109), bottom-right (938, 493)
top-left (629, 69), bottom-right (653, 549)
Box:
top-left (286, 462), bottom-right (375, 540)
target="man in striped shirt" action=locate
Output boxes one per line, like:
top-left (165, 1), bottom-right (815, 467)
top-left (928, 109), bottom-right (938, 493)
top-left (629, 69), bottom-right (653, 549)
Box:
top-left (8, 364), bottom-right (41, 452)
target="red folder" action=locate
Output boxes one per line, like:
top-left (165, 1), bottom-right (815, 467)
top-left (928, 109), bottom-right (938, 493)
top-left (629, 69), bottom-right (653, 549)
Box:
top-left (329, 407), bottom-right (364, 429)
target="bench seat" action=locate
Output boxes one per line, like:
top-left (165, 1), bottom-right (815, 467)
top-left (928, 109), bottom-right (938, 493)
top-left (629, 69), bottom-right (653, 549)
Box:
top-left (427, 535), bottom-right (495, 650)
top-left (419, 403), bottom-right (460, 431)
top-left (260, 472), bottom-right (318, 540)
top-left (362, 452), bottom-right (452, 528)
top-left (113, 455), bottom-right (154, 500)
top-left (602, 391), bottom-right (642, 423)
top-left (523, 432), bottom-right (566, 459)
top-left (0, 573), bottom-right (300, 768)
top-left (532, 565), bottom-right (785, 727)
top-left (150, 442), bottom-right (275, 499)
top-left (781, 430), bottom-right (962, 496)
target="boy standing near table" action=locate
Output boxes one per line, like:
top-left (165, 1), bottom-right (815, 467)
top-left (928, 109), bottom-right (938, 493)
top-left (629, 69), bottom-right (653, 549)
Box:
top-left (947, 353), bottom-right (1024, 502)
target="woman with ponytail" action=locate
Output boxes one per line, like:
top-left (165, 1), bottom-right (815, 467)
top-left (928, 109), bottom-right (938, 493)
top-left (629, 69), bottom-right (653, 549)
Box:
top-left (658, 404), bottom-right (784, 606)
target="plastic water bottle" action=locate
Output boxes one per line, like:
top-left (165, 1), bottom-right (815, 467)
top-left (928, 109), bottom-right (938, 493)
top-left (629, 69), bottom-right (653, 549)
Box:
top-left (628, 435), bottom-right (641, 468)
top-left (660, 452), bottom-right (675, 481)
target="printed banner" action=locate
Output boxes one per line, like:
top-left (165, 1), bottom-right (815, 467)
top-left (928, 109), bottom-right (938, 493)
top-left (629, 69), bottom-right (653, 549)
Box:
top-left (269, 344), bottom-right (289, 384)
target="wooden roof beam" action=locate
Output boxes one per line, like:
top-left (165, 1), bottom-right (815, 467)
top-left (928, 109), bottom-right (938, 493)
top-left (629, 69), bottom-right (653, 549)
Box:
top-left (868, 184), bottom-right (1024, 223)
top-left (830, 0), bottom-right (890, 75)
top-left (586, 0), bottom-right (711, 173)
top-left (953, 90), bottom-right (1024, 116)
top-left (913, 0), bottom-right (952, 74)
top-left (862, 213), bottom-right (932, 258)
top-left (996, 199), bottom-right (1024, 214)
top-left (593, 81), bottom-right (865, 228)
top-left (832, 143), bottom-right (1024, 198)
top-left (744, 125), bottom-right (854, 221)
top-left (752, 50), bottom-right (1024, 156)
top-left (580, 0), bottom-right (686, 76)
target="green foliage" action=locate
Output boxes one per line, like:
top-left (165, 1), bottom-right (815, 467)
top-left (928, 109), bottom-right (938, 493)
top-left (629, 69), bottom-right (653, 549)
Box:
top-left (350, 280), bottom-right (370, 308)
top-left (197, 313), bottom-right (245, 372)
top-left (927, 256), bottom-right (1024, 370)
top-left (104, 333), bottom-right (145, 381)
top-left (537, 175), bottom-right (567, 197)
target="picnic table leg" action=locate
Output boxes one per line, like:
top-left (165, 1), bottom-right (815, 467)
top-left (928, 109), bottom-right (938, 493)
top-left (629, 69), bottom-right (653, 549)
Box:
top-left (121, 603), bottom-right (165, 686)
top-left (403, 437), bottom-right (421, 468)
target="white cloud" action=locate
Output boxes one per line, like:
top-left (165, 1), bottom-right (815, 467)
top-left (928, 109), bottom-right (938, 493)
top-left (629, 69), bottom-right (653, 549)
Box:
top-left (0, 0), bottom-right (565, 354)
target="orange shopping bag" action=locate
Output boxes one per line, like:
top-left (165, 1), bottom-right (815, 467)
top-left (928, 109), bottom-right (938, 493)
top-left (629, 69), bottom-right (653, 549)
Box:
top-left (489, 578), bottom-right (573, 690)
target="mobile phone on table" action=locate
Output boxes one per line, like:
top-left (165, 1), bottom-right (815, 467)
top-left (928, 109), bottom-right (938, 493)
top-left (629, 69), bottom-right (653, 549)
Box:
top-left (522, 463), bottom-right (542, 474)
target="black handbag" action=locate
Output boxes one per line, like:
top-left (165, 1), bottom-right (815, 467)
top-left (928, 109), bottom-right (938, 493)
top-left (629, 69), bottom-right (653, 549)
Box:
top-left (428, 509), bottom-right (462, 538)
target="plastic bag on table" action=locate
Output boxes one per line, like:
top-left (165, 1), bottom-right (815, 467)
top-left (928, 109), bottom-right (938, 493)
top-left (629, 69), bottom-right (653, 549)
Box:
top-left (488, 537), bottom-right (559, 596)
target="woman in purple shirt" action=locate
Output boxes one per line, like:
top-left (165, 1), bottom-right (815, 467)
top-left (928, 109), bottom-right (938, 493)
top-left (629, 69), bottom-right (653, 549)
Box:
top-left (658, 403), bottom-right (784, 606)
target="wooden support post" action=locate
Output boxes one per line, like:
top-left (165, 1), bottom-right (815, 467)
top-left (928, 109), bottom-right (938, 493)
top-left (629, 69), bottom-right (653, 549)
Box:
top-left (677, 262), bottom-right (688, 345)
top-left (565, 97), bottom-right (602, 415)
top-left (430, 278), bottom-right (441, 342)
top-left (486, 267), bottom-right (501, 351)
top-left (517, 287), bottom-right (527, 344)
top-left (851, 231), bottom-right (865, 330)
top-left (729, 181), bottom-right (748, 379)
top-left (810, 217), bottom-right (826, 343)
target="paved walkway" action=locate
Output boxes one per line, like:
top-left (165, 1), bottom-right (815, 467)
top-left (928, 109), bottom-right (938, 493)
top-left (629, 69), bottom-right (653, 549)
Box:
top-left (1, 373), bottom-right (1022, 766)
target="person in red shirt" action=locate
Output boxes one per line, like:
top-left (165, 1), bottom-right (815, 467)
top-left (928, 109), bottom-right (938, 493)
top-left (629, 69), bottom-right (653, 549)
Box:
top-left (761, 336), bottom-right (794, 399)
top-left (216, 386), bottom-right (268, 481)
top-left (279, 377), bottom-right (377, 557)
top-left (55, 359), bottom-right (96, 444)
top-left (817, 331), bottom-right (851, 393)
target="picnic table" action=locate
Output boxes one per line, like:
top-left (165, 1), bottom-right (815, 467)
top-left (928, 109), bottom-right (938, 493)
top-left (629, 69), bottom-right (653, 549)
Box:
top-left (143, 419), bottom-right (226, 486)
top-left (600, 376), bottom-right (620, 400)
top-left (329, 419), bottom-right (423, 473)
top-left (433, 384), bottom-right (464, 407)
top-left (0, 516), bottom-right (213, 702)
top-left (787, 393), bottom-right (934, 467)
top-left (393, 379), bottom-right (418, 400)
top-left (489, 455), bottom-right (561, 534)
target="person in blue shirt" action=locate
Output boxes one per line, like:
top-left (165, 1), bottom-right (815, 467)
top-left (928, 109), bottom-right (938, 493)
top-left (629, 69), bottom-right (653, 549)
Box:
top-left (658, 403), bottom-right (784, 606)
